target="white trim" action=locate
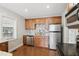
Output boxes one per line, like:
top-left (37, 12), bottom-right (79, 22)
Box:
top-left (67, 21), bottom-right (79, 27)
top-left (8, 43), bottom-right (23, 52)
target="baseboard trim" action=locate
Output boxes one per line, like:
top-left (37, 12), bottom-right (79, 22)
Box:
top-left (8, 43), bottom-right (23, 52)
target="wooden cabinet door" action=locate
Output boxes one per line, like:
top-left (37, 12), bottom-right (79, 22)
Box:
top-left (35, 19), bottom-right (40, 24)
top-left (45, 18), bottom-right (49, 24)
top-left (34, 36), bottom-right (43, 47)
top-left (40, 36), bottom-right (48, 48)
top-left (23, 35), bottom-right (27, 45)
top-left (31, 19), bottom-right (36, 29)
top-left (39, 18), bottom-right (46, 23)
top-left (39, 37), bottom-right (44, 47)
top-left (49, 17), bottom-right (61, 24)
top-left (25, 19), bottom-right (35, 29)
top-left (34, 36), bottom-right (41, 47)
top-left (25, 20), bottom-right (30, 29)
top-left (53, 17), bottom-right (61, 24)
top-left (0, 42), bottom-right (8, 52)
top-left (29, 20), bottom-right (33, 29)
top-left (43, 36), bottom-right (48, 48)
top-left (35, 18), bottom-right (47, 24)
top-left (34, 36), bottom-right (48, 48)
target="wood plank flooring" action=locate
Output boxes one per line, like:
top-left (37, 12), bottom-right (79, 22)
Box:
top-left (12, 45), bottom-right (58, 56)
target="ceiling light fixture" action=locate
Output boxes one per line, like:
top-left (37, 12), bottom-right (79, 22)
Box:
top-left (25, 8), bottom-right (28, 12)
top-left (46, 5), bottom-right (50, 8)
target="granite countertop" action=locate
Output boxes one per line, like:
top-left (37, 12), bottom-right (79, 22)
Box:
top-left (57, 43), bottom-right (79, 56)
top-left (24, 35), bottom-right (48, 37)
top-left (0, 39), bottom-right (16, 43)
top-left (0, 51), bottom-right (12, 56)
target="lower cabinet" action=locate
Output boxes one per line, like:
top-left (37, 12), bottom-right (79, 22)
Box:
top-left (34, 36), bottom-right (42, 47)
top-left (23, 35), bottom-right (27, 45)
top-left (23, 35), bottom-right (49, 48)
top-left (34, 36), bottom-right (48, 48)
top-left (0, 42), bottom-right (8, 52)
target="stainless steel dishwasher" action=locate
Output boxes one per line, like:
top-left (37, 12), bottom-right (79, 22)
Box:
top-left (26, 35), bottom-right (34, 46)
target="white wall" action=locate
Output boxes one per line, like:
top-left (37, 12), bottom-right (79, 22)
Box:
top-left (8, 16), bottom-right (25, 52)
top-left (0, 6), bottom-right (25, 52)
top-left (62, 8), bottom-right (78, 44)
top-left (62, 12), bottom-right (69, 43)
top-left (68, 29), bottom-right (78, 44)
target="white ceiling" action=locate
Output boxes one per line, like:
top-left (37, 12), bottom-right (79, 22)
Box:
top-left (0, 3), bottom-right (67, 19)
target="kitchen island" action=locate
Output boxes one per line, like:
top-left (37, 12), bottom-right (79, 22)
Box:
top-left (0, 39), bottom-right (17, 52)
top-left (57, 43), bottom-right (79, 56)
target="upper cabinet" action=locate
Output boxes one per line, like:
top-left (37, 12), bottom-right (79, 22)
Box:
top-left (25, 16), bottom-right (61, 29)
top-left (48, 16), bottom-right (61, 24)
top-left (35, 18), bottom-right (47, 24)
top-left (25, 19), bottom-right (35, 29)
top-left (65, 3), bottom-right (79, 28)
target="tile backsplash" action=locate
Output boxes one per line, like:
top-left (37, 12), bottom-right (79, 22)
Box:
top-left (25, 24), bottom-right (49, 36)
top-left (26, 30), bottom-right (35, 35)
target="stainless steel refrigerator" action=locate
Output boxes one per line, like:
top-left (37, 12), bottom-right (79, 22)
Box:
top-left (49, 24), bottom-right (61, 49)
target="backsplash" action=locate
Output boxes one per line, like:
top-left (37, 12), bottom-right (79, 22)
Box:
top-left (25, 24), bottom-right (49, 36)
top-left (35, 24), bottom-right (48, 36)
top-left (26, 30), bottom-right (35, 35)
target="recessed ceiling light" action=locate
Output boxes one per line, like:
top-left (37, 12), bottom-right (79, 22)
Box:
top-left (25, 8), bottom-right (28, 12)
top-left (46, 5), bottom-right (50, 8)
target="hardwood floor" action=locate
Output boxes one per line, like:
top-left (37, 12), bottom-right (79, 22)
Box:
top-left (11, 45), bottom-right (58, 56)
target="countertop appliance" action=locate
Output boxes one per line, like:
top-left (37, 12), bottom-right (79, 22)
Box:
top-left (49, 24), bottom-right (61, 49)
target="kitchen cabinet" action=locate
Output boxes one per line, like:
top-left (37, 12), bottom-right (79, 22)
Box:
top-left (23, 35), bottom-right (27, 45)
top-left (25, 19), bottom-right (35, 29)
top-left (34, 36), bottom-right (48, 48)
top-left (42, 36), bottom-right (48, 48)
top-left (34, 36), bottom-right (42, 47)
top-left (45, 18), bottom-right (49, 24)
top-left (0, 42), bottom-right (8, 52)
top-left (49, 17), bottom-right (61, 24)
top-left (25, 20), bottom-right (29, 29)
top-left (35, 18), bottom-right (46, 24)
top-left (25, 18), bottom-right (48, 29)
top-left (25, 16), bottom-right (61, 29)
